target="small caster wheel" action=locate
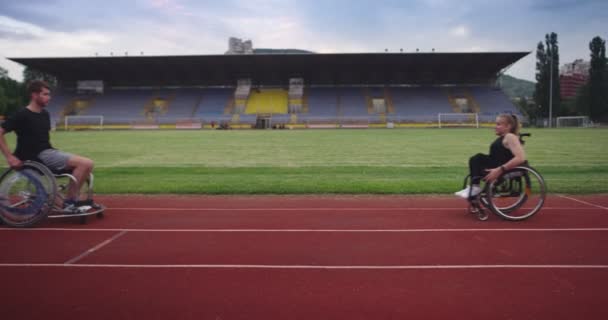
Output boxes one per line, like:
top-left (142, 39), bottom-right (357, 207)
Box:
top-left (468, 204), bottom-right (479, 214)
top-left (476, 210), bottom-right (489, 221)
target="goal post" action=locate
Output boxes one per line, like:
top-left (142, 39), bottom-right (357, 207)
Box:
top-left (64, 115), bottom-right (104, 130)
top-left (556, 116), bottom-right (591, 128)
top-left (175, 117), bottom-right (202, 129)
top-left (438, 113), bottom-right (479, 128)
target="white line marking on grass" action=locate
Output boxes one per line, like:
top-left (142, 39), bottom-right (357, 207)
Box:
top-left (64, 231), bottom-right (128, 265)
top-left (3, 228), bottom-right (608, 233)
top-left (1, 263), bottom-right (608, 270)
top-left (557, 195), bottom-right (608, 210)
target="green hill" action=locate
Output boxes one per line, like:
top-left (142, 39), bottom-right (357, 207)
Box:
top-left (499, 74), bottom-right (535, 99)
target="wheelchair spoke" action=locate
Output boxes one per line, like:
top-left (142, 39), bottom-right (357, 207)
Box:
top-left (0, 162), bottom-right (57, 227)
top-left (0, 161), bottom-right (103, 227)
top-left (487, 166), bottom-right (546, 221)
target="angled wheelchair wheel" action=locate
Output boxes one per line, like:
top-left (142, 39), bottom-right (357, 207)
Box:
top-left (49, 171), bottom-right (105, 222)
top-left (486, 166), bottom-right (546, 221)
top-left (0, 161), bottom-right (57, 227)
top-left (53, 173), bottom-right (93, 209)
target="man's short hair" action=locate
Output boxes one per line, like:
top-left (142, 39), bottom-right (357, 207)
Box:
top-left (27, 80), bottom-right (51, 96)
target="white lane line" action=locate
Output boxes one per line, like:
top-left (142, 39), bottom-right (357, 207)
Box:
top-left (64, 230), bottom-right (128, 265)
top-left (557, 195), bottom-right (608, 210)
top-left (1, 263), bottom-right (608, 270)
top-left (3, 228), bottom-right (608, 233)
top-left (105, 207), bottom-right (604, 211)
top-left (108, 207), bottom-right (469, 211)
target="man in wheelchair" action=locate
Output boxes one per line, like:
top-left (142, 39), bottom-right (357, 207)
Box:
top-left (0, 80), bottom-right (95, 212)
top-left (455, 113), bottom-right (527, 199)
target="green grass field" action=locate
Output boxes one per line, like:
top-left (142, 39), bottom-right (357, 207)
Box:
top-left (3, 128), bottom-right (607, 194)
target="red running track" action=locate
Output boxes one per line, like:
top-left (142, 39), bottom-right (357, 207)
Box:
top-left (1, 194), bottom-right (608, 320)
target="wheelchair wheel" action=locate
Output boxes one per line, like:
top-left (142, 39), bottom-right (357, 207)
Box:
top-left (0, 161), bottom-right (57, 227)
top-left (486, 166), bottom-right (546, 221)
top-left (54, 174), bottom-right (93, 208)
top-left (49, 171), bottom-right (105, 222)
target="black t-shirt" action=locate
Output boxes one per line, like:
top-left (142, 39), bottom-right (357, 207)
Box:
top-left (1, 107), bottom-right (53, 161)
top-left (489, 136), bottom-right (514, 165)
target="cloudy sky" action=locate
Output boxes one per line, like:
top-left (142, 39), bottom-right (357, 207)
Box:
top-left (0, 0), bottom-right (606, 82)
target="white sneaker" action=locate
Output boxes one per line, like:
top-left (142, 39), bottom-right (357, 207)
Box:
top-left (455, 186), bottom-right (481, 199)
top-left (470, 186), bottom-right (481, 197)
top-left (454, 186), bottom-right (471, 198)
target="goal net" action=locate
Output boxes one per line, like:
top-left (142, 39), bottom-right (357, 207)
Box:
top-left (438, 113), bottom-right (479, 128)
top-left (64, 115), bottom-right (104, 130)
top-left (556, 116), bottom-right (591, 128)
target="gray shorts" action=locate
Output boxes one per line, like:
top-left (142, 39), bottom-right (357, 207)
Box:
top-left (38, 149), bottom-right (73, 172)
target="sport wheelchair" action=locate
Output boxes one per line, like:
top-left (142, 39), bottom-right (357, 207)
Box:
top-left (462, 133), bottom-right (547, 221)
top-left (0, 161), bottom-right (105, 227)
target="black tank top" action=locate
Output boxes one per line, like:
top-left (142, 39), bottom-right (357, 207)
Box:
top-left (489, 136), bottom-right (514, 165)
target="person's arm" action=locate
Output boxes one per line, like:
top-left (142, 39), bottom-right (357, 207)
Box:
top-left (484, 133), bottom-right (526, 182)
top-left (0, 127), bottom-right (22, 169)
top-left (500, 133), bottom-right (526, 170)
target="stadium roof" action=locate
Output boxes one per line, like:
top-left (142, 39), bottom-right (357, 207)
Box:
top-left (9, 52), bottom-right (529, 87)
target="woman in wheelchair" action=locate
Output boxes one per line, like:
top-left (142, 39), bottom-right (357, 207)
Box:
top-left (0, 80), bottom-right (95, 211)
top-left (455, 114), bottom-right (526, 199)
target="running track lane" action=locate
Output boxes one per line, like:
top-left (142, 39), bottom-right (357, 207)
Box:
top-left (32, 195), bottom-right (608, 230)
top-left (5, 229), bottom-right (608, 265)
top-left (1, 194), bottom-right (608, 319)
top-left (64, 230), bottom-right (608, 266)
top-left (93, 194), bottom-right (608, 210)
top-left (1, 267), bottom-right (607, 319)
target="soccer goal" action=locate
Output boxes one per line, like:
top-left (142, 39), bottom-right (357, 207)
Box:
top-left (175, 118), bottom-right (202, 129)
top-left (438, 113), bottom-right (479, 128)
top-left (64, 115), bottom-right (104, 130)
top-left (556, 116), bottom-right (591, 128)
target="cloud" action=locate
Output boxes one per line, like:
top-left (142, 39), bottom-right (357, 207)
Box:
top-left (0, 14), bottom-right (116, 79)
top-left (0, 29), bottom-right (39, 41)
top-left (0, 2), bottom-right (88, 32)
top-left (0, 15), bottom-right (44, 40)
top-left (449, 25), bottom-right (470, 38)
top-left (1, 0), bottom-right (605, 82)
top-left (150, 0), bottom-right (173, 7)
top-left (529, 0), bottom-right (606, 10)
top-left (148, 0), bottom-right (188, 14)
top-left (0, 16), bottom-right (113, 55)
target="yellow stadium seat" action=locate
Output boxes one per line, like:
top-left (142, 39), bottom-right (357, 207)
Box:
top-left (245, 89), bottom-right (288, 114)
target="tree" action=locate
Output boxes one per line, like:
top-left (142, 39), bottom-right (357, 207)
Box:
top-left (588, 36), bottom-right (608, 121)
top-left (0, 85), bottom-right (7, 116)
top-left (23, 66), bottom-right (57, 87)
top-left (516, 96), bottom-right (535, 126)
top-left (0, 66), bottom-right (8, 79)
top-left (0, 67), bottom-right (7, 115)
top-left (545, 33), bottom-right (561, 119)
top-left (533, 32), bottom-right (561, 125)
top-left (533, 41), bottom-right (547, 120)
top-left (0, 77), bottom-right (25, 116)
top-left (575, 82), bottom-right (591, 116)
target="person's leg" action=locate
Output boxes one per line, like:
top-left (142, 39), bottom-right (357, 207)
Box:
top-left (469, 153), bottom-right (494, 185)
top-left (456, 153), bottom-right (494, 198)
top-left (38, 149), bottom-right (94, 203)
top-left (65, 155), bottom-right (94, 201)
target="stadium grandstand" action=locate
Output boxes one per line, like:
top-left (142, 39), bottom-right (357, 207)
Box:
top-left (8, 40), bottom-right (529, 130)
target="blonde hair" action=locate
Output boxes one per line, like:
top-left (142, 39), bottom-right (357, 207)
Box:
top-left (497, 114), bottom-right (520, 135)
